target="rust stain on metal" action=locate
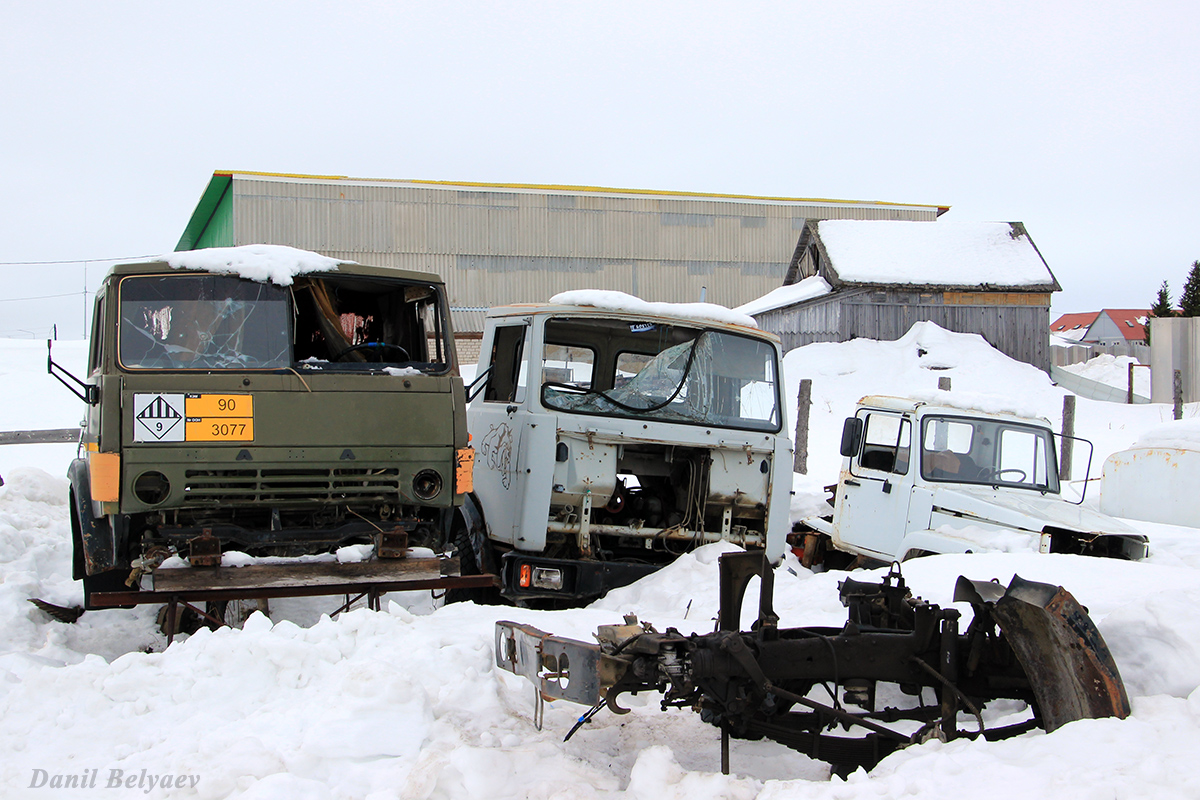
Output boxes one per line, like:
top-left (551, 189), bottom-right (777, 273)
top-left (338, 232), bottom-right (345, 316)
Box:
top-left (187, 531), bottom-right (222, 567)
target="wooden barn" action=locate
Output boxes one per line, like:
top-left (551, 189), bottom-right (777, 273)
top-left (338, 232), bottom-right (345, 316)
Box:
top-left (742, 219), bottom-right (1061, 371)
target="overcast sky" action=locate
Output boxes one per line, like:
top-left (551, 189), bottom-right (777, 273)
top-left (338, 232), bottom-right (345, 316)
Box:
top-left (2, 1), bottom-right (1197, 338)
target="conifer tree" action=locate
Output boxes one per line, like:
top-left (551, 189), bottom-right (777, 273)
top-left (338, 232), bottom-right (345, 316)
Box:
top-left (1181, 261), bottom-right (1200, 317)
top-left (1146, 280), bottom-right (1173, 345)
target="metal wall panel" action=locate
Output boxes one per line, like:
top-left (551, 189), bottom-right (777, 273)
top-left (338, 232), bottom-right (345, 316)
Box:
top-left (227, 176), bottom-right (941, 331)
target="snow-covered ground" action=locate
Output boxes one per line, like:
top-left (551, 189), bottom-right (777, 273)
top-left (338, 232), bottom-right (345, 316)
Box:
top-left (1059, 353), bottom-right (1152, 398)
top-left (2, 327), bottom-right (1199, 800)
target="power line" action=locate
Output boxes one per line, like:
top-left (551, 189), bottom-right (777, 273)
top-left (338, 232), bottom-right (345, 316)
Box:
top-left (0, 254), bottom-right (158, 267)
top-left (0, 291), bottom-right (85, 303)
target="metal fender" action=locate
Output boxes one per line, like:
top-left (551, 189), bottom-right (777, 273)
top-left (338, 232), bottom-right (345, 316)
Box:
top-left (67, 458), bottom-right (116, 577)
top-left (955, 574), bottom-right (1130, 730)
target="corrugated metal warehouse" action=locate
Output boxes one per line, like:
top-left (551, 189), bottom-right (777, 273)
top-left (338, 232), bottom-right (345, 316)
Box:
top-left (745, 219), bottom-right (1061, 371)
top-left (176, 171), bottom-right (946, 360)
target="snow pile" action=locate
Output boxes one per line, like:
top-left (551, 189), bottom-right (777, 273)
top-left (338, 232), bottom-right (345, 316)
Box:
top-left (1059, 353), bottom-right (1151, 398)
top-left (734, 276), bottom-right (832, 316)
top-left (164, 244), bottom-right (346, 286)
top-left (817, 220), bottom-right (1054, 287)
top-left (550, 290), bottom-right (758, 329)
top-left (4, 331), bottom-right (1200, 798)
top-left (1129, 418), bottom-right (1200, 451)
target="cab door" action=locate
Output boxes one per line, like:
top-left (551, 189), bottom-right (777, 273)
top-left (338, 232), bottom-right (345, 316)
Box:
top-left (469, 321), bottom-right (532, 547)
top-left (832, 409), bottom-right (914, 561)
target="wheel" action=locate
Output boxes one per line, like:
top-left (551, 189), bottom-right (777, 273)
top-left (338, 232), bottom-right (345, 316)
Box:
top-left (203, 599), bottom-right (267, 630)
top-left (333, 342), bottom-right (410, 362)
top-left (445, 516), bottom-right (502, 605)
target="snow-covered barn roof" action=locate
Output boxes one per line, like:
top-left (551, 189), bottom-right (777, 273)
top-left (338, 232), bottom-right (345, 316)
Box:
top-left (801, 219), bottom-right (1060, 292)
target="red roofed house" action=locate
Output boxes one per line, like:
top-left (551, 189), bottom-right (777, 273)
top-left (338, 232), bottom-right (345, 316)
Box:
top-left (1051, 309), bottom-right (1148, 347)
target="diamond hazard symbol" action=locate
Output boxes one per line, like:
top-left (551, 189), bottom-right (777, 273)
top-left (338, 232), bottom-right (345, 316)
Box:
top-left (133, 394), bottom-right (185, 442)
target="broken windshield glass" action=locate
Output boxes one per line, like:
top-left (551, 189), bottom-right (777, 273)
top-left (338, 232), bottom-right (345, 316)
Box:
top-left (119, 275), bottom-right (291, 370)
top-left (541, 320), bottom-right (780, 432)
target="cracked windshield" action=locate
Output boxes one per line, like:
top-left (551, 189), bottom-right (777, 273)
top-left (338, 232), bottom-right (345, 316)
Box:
top-left (540, 316), bottom-right (780, 432)
top-left (119, 274), bottom-right (291, 369)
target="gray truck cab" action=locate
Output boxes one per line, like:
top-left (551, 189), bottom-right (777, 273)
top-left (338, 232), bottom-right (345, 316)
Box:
top-left (466, 295), bottom-right (793, 602)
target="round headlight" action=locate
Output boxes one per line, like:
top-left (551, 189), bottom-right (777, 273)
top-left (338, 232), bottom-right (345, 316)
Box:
top-left (133, 471), bottom-right (170, 505)
top-left (412, 469), bottom-right (443, 501)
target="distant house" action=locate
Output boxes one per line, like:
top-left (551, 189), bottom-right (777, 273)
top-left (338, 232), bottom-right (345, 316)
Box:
top-left (741, 219), bottom-right (1061, 371)
top-left (1051, 309), bottom-right (1148, 347)
top-left (1049, 311), bottom-right (1099, 343)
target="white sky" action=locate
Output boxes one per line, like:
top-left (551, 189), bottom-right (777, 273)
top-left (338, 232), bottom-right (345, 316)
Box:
top-left (2, 1), bottom-right (1198, 338)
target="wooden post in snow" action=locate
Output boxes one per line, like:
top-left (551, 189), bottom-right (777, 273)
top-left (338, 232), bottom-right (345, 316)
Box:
top-left (1127, 362), bottom-right (1135, 404)
top-left (793, 379), bottom-right (812, 474)
top-left (1060, 395), bottom-right (1076, 482)
top-left (1175, 370), bottom-right (1184, 420)
top-left (938, 376), bottom-right (951, 391)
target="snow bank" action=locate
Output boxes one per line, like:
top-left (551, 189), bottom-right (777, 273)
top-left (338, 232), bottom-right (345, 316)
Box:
top-left (1131, 418), bottom-right (1200, 451)
top-left (550, 290), bottom-right (758, 329)
top-left (817, 220), bottom-right (1054, 287)
top-left (1059, 353), bottom-right (1151, 398)
top-left (734, 276), bottom-right (831, 317)
top-left (164, 244), bottom-right (346, 286)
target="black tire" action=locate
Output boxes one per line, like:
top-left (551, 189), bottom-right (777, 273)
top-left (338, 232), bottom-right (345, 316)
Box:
top-left (445, 518), bottom-right (502, 605)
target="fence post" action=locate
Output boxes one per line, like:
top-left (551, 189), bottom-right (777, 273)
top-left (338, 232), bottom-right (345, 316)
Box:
top-left (938, 377), bottom-right (951, 391)
top-left (1060, 395), bottom-right (1075, 482)
top-left (1127, 362), bottom-right (1134, 404)
top-left (1175, 370), bottom-right (1184, 421)
top-left (793, 379), bottom-right (812, 474)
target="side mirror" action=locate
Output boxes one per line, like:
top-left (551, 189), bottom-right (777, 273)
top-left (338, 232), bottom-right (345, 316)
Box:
top-left (839, 417), bottom-right (863, 457)
top-left (47, 339), bottom-right (99, 406)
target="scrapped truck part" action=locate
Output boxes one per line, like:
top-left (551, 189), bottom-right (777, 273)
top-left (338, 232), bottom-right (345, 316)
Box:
top-left (496, 551), bottom-right (1129, 773)
top-left (50, 248), bottom-right (481, 610)
top-left (796, 396), bottom-right (1148, 566)
top-left (464, 295), bottom-right (793, 604)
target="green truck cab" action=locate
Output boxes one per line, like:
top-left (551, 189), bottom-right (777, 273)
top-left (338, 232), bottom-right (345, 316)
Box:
top-left (63, 248), bottom-right (471, 608)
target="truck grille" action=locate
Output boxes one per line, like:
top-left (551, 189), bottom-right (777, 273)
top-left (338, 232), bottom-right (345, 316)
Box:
top-left (183, 467), bottom-right (402, 506)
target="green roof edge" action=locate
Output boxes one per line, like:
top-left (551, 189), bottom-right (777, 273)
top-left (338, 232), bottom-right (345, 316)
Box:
top-left (175, 172), bottom-right (232, 251)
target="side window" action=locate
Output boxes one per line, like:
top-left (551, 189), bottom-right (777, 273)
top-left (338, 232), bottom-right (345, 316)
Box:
top-left (542, 344), bottom-right (595, 390)
top-left (615, 352), bottom-right (653, 390)
top-left (483, 325), bottom-right (529, 403)
top-left (87, 292), bottom-right (106, 375)
top-left (857, 413), bottom-right (911, 475)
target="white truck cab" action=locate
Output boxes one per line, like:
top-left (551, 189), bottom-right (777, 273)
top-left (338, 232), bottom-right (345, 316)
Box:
top-left (803, 396), bottom-right (1148, 564)
top-left (464, 294), bottom-right (793, 602)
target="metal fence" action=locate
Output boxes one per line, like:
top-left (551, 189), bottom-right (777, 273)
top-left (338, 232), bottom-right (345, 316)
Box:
top-left (1051, 341), bottom-right (1149, 368)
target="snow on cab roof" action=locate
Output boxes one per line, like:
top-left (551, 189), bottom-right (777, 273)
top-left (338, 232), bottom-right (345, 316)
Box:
top-left (817, 220), bottom-right (1056, 288)
top-left (547, 290), bottom-right (758, 329)
top-left (859, 392), bottom-right (1051, 425)
top-left (162, 244), bottom-right (349, 286)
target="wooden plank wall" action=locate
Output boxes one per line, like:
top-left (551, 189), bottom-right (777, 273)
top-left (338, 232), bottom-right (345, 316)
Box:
top-left (755, 289), bottom-right (1052, 371)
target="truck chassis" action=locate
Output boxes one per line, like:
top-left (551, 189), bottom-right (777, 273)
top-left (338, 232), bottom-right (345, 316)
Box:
top-left (497, 551), bottom-right (1129, 774)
